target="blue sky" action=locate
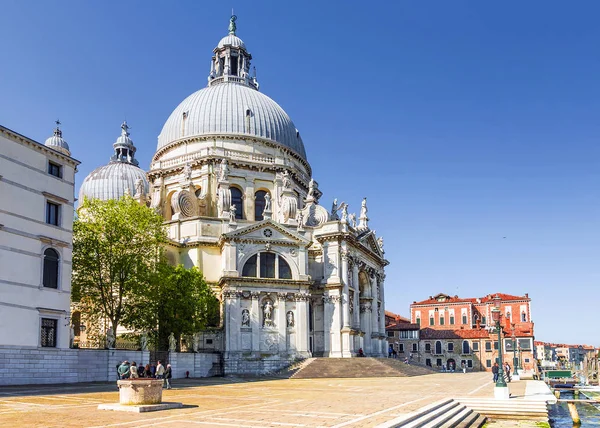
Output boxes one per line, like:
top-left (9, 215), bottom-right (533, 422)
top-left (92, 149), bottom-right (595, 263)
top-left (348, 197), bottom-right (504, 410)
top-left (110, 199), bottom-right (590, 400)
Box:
top-left (1, 1), bottom-right (598, 346)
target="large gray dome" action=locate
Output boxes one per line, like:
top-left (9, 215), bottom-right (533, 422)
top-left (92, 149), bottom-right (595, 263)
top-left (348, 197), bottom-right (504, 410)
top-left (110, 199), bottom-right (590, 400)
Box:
top-left (79, 162), bottom-right (149, 202)
top-left (157, 82), bottom-right (306, 160)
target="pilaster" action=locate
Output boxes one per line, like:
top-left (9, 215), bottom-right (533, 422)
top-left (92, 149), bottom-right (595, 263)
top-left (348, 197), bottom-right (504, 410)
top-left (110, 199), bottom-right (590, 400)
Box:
top-left (277, 293), bottom-right (287, 353)
top-left (251, 292), bottom-right (260, 352)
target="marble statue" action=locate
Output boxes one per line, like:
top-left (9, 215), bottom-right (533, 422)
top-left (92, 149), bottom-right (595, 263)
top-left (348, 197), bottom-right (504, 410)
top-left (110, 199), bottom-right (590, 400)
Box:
top-left (282, 170), bottom-right (292, 189)
top-left (219, 159), bottom-right (230, 181)
top-left (377, 236), bottom-right (384, 251)
top-left (264, 192), bottom-right (272, 212)
top-left (183, 163), bottom-right (192, 181)
top-left (242, 309), bottom-right (250, 327)
top-left (229, 205), bottom-right (237, 223)
top-left (134, 178), bottom-right (144, 196)
top-left (286, 311), bottom-right (294, 327)
top-left (296, 210), bottom-right (304, 231)
top-left (168, 332), bottom-right (177, 352)
top-left (106, 328), bottom-right (115, 349)
top-left (140, 332), bottom-right (148, 351)
top-left (263, 300), bottom-right (273, 327)
top-left (330, 198), bottom-right (338, 219)
top-left (349, 213), bottom-right (357, 228)
top-left (341, 204), bottom-right (348, 222)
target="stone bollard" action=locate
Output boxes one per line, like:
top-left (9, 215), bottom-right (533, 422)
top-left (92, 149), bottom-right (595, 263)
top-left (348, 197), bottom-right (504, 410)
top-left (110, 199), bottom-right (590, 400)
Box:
top-left (567, 402), bottom-right (581, 425)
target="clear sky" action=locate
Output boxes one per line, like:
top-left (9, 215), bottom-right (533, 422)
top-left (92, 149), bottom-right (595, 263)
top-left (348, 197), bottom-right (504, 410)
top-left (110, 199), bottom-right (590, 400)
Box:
top-left (1, 1), bottom-right (598, 346)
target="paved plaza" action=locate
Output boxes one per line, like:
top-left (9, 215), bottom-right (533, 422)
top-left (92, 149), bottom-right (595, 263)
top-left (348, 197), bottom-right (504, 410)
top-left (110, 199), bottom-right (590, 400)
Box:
top-left (0, 372), bottom-right (533, 427)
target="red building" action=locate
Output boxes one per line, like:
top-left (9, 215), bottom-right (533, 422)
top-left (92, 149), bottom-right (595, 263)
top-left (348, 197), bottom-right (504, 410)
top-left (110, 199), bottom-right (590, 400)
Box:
top-left (409, 293), bottom-right (535, 373)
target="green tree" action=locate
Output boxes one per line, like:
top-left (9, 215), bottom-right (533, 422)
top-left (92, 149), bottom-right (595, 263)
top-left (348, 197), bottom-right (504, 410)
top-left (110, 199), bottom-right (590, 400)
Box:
top-left (125, 261), bottom-right (220, 350)
top-left (72, 196), bottom-right (167, 344)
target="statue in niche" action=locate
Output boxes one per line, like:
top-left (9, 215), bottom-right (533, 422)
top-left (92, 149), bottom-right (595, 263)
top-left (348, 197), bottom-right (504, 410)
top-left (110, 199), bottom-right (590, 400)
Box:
top-left (263, 300), bottom-right (273, 327)
top-left (183, 163), bottom-right (192, 182)
top-left (241, 309), bottom-right (250, 327)
top-left (349, 213), bottom-right (357, 228)
top-left (264, 192), bottom-right (272, 212)
top-left (106, 328), bottom-right (115, 349)
top-left (229, 205), bottom-right (237, 223)
top-left (286, 311), bottom-right (294, 327)
top-left (168, 332), bottom-right (177, 352)
top-left (219, 158), bottom-right (230, 181)
top-left (140, 332), bottom-right (148, 351)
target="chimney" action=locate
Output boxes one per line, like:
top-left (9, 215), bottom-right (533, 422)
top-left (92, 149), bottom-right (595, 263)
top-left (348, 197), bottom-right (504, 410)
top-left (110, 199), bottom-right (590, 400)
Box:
top-left (525, 293), bottom-right (529, 298)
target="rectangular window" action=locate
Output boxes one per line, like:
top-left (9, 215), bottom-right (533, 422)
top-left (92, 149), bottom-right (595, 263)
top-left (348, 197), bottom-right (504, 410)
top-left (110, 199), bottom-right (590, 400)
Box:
top-left (40, 318), bottom-right (57, 347)
top-left (46, 202), bottom-right (60, 226)
top-left (485, 341), bottom-right (492, 351)
top-left (462, 315), bottom-right (467, 324)
top-left (494, 342), bottom-right (499, 350)
top-left (521, 312), bottom-right (527, 322)
top-left (518, 338), bottom-right (532, 350)
top-left (524, 358), bottom-right (530, 363)
top-left (449, 316), bottom-right (455, 325)
top-left (387, 331), bottom-right (394, 337)
top-left (260, 252), bottom-right (276, 278)
top-left (48, 161), bottom-right (62, 178)
top-left (412, 343), bottom-right (418, 352)
top-left (206, 339), bottom-right (213, 344)
top-left (416, 318), bottom-right (420, 326)
top-left (436, 358), bottom-right (442, 367)
top-left (481, 316), bottom-right (486, 325)
top-left (399, 344), bottom-right (404, 353)
top-left (472, 342), bottom-right (479, 351)
top-left (425, 343), bottom-right (431, 352)
top-left (439, 317), bottom-right (445, 326)
top-left (429, 317), bottom-right (434, 326)
top-left (425, 358), bottom-right (431, 367)
top-left (486, 359), bottom-right (492, 368)
top-left (447, 343), bottom-right (454, 352)
top-left (467, 360), bottom-right (473, 368)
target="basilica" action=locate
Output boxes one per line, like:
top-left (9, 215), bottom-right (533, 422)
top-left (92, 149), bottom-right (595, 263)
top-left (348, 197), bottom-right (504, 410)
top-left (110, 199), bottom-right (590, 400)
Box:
top-left (79, 16), bottom-right (389, 373)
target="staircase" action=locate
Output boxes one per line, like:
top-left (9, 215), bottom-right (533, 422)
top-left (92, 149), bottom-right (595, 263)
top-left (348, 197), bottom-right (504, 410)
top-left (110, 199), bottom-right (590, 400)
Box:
top-left (455, 397), bottom-right (549, 421)
top-left (377, 399), bottom-right (486, 428)
top-left (291, 358), bottom-right (436, 379)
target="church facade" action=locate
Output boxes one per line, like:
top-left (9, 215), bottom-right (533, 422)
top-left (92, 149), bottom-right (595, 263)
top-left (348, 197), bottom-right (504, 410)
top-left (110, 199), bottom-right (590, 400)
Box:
top-left (79, 17), bottom-right (389, 373)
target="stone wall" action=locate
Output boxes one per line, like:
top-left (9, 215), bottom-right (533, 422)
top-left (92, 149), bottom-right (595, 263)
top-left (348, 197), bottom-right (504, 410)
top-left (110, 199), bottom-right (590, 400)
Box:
top-left (224, 355), bottom-right (291, 375)
top-left (0, 346), bottom-right (221, 386)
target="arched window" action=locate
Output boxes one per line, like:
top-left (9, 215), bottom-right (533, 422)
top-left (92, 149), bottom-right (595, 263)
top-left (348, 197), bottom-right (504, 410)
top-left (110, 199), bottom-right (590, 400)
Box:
top-left (230, 187), bottom-right (243, 220)
top-left (195, 188), bottom-right (202, 198)
top-left (462, 340), bottom-right (470, 354)
top-left (255, 190), bottom-right (267, 221)
top-left (241, 252), bottom-right (293, 280)
top-left (435, 341), bottom-right (442, 355)
top-left (43, 248), bottom-right (59, 289)
top-left (242, 254), bottom-right (257, 277)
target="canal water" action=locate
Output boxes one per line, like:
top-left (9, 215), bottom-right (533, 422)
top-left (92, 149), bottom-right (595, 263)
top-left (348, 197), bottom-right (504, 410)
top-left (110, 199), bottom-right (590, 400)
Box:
top-left (548, 391), bottom-right (600, 427)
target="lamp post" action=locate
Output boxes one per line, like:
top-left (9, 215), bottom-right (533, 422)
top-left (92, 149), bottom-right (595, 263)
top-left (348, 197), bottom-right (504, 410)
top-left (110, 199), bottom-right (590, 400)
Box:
top-left (490, 295), bottom-right (509, 399)
top-left (510, 323), bottom-right (521, 380)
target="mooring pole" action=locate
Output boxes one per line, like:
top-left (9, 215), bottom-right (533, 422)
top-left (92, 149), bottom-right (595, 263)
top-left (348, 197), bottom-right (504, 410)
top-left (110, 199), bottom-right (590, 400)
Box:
top-left (567, 402), bottom-right (581, 425)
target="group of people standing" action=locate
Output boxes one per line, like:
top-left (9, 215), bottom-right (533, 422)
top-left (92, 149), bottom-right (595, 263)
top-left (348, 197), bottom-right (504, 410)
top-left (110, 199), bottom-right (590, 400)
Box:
top-left (117, 360), bottom-right (173, 389)
top-left (491, 362), bottom-right (512, 383)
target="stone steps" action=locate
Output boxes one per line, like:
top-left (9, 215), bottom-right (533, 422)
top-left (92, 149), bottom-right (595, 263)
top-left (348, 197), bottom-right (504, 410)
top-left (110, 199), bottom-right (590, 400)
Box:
top-left (292, 357), bottom-right (436, 379)
top-left (377, 399), bottom-right (486, 428)
top-left (455, 397), bottom-right (549, 421)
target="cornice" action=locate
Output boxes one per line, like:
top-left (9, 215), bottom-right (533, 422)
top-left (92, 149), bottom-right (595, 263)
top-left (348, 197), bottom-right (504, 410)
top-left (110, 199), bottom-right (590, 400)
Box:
top-left (0, 126), bottom-right (80, 166)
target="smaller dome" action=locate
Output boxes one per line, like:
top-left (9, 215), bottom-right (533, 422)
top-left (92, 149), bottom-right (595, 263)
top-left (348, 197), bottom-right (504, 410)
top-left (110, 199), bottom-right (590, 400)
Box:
top-left (78, 162), bottom-right (149, 202)
top-left (217, 34), bottom-right (246, 50)
top-left (44, 125), bottom-right (70, 156)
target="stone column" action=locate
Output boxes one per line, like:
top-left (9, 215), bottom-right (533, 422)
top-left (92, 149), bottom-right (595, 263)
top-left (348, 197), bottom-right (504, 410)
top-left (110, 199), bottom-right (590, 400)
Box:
top-left (323, 295), bottom-right (332, 356)
top-left (330, 294), bottom-right (343, 357)
top-left (251, 292), bottom-right (260, 353)
top-left (277, 293), bottom-right (287, 353)
top-left (341, 251), bottom-right (350, 328)
top-left (370, 273), bottom-right (379, 355)
top-left (361, 300), bottom-right (372, 354)
top-left (224, 290), bottom-right (241, 357)
top-left (379, 273), bottom-right (386, 356)
top-left (295, 293), bottom-right (311, 358)
top-left (352, 264), bottom-right (360, 328)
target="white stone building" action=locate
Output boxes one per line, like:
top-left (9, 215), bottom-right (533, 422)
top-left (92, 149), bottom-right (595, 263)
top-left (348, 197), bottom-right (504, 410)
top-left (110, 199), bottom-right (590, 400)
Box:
top-left (0, 123), bottom-right (79, 349)
top-left (79, 16), bottom-right (389, 373)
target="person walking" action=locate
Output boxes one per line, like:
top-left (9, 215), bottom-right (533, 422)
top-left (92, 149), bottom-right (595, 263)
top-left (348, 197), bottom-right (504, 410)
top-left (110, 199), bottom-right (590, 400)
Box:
top-left (504, 362), bottom-right (512, 382)
top-left (129, 362), bottom-right (139, 379)
top-left (156, 360), bottom-right (165, 380)
top-left (164, 364), bottom-right (172, 389)
top-left (492, 362), bottom-right (499, 383)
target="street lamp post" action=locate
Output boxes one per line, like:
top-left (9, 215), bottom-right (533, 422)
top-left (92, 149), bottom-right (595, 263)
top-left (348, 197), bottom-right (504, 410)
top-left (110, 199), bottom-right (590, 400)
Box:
top-left (511, 323), bottom-right (520, 381)
top-left (490, 295), bottom-right (509, 399)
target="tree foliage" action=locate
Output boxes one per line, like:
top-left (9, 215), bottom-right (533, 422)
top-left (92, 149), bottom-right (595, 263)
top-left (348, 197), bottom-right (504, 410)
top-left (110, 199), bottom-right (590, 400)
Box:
top-left (124, 261), bottom-right (220, 351)
top-left (72, 196), bottom-right (167, 341)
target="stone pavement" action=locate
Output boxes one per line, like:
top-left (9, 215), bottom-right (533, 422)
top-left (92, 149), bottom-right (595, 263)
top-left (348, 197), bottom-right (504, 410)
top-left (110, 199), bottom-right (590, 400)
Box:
top-left (0, 371), bottom-right (531, 427)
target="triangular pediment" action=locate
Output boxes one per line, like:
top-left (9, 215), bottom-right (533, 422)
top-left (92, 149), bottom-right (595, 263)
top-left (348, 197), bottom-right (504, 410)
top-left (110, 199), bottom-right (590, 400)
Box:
top-left (223, 219), bottom-right (310, 245)
top-left (357, 230), bottom-right (384, 258)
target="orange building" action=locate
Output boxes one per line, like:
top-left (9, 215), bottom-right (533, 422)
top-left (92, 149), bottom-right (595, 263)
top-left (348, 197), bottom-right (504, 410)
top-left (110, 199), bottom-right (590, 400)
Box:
top-left (408, 293), bottom-right (535, 373)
